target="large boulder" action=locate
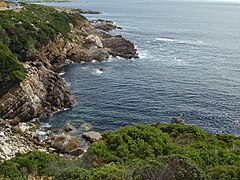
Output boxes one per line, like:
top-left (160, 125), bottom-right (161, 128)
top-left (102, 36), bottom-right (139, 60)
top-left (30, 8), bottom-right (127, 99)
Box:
top-left (82, 131), bottom-right (102, 143)
top-left (51, 135), bottom-right (83, 156)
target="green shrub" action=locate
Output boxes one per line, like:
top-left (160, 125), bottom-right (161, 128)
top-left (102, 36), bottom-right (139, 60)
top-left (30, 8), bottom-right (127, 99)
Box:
top-left (156, 124), bottom-right (208, 141)
top-left (13, 151), bottom-right (59, 176)
top-left (0, 124), bottom-right (239, 179)
top-left (87, 124), bottom-right (179, 164)
top-left (133, 155), bottom-right (206, 180)
top-left (53, 168), bottom-right (92, 180)
top-left (91, 165), bottom-right (125, 180)
top-left (0, 161), bottom-right (23, 179)
top-left (0, 41), bottom-right (27, 83)
top-left (207, 165), bottom-right (240, 180)
top-left (0, 151), bottom-right (59, 179)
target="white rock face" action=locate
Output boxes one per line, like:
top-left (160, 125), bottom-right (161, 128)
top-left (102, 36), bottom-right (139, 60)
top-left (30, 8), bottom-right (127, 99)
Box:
top-left (86, 34), bottom-right (103, 48)
top-left (0, 144), bottom-right (12, 156)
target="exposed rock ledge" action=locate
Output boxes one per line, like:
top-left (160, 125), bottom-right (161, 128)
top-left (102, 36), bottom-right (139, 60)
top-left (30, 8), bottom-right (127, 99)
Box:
top-left (0, 62), bottom-right (76, 121)
top-left (0, 17), bottom-right (138, 123)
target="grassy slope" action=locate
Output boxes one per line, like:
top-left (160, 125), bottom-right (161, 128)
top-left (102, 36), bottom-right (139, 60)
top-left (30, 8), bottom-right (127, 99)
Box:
top-left (1, 124), bottom-right (239, 179)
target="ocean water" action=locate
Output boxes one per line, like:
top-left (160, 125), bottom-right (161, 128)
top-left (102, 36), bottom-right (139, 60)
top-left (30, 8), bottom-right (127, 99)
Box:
top-left (43, 0), bottom-right (240, 136)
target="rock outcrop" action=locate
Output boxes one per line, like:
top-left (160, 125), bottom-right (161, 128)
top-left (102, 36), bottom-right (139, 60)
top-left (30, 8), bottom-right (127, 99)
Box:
top-left (91, 19), bottom-right (122, 32)
top-left (0, 62), bottom-right (76, 122)
top-left (171, 117), bottom-right (185, 125)
top-left (54, 6), bottom-right (102, 14)
top-left (40, 20), bottom-right (138, 68)
top-left (103, 35), bottom-right (139, 59)
top-left (51, 135), bottom-right (83, 156)
top-left (83, 131), bottom-right (102, 143)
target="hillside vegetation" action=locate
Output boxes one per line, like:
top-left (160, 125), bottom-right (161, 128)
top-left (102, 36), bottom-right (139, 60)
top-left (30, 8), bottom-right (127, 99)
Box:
top-left (1, 124), bottom-right (239, 179)
top-left (0, 3), bottom-right (85, 93)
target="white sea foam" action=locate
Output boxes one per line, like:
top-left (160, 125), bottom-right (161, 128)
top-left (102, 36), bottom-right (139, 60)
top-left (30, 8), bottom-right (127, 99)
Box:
top-left (174, 57), bottom-right (182, 62)
top-left (138, 49), bottom-right (153, 59)
top-left (155, 37), bottom-right (204, 45)
top-left (92, 60), bottom-right (98, 63)
top-left (92, 69), bottom-right (104, 76)
top-left (156, 37), bottom-right (177, 42)
top-left (59, 72), bottom-right (65, 76)
top-left (66, 82), bottom-right (71, 86)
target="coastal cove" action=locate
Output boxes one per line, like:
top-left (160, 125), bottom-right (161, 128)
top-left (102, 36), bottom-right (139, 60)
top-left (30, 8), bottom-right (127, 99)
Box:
top-left (1, 1), bottom-right (240, 179)
top-left (43, 0), bottom-right (240, 136)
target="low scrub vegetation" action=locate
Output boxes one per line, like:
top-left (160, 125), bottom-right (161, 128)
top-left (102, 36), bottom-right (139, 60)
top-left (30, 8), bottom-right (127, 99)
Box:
top-left (0, 3), bottom-right (85, 61)
top-left (1, 124), bottom-right (239, 179)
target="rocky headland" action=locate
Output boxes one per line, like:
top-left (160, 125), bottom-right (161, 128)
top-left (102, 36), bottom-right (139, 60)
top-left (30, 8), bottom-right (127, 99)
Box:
top-left (0, 4), bottom-right (138, 160)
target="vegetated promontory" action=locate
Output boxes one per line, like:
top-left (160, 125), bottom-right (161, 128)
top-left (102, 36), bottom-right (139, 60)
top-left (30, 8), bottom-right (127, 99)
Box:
top-left (0, 3), bottom-right (239, 180)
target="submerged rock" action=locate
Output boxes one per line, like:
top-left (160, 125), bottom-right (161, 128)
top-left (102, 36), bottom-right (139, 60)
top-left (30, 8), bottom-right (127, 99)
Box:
top-left (63, 123), bottom-right (74, 133)
top-left (82, 131), bottom-right (102, 143)
top-left (80, 122), bottom-right (93, 132)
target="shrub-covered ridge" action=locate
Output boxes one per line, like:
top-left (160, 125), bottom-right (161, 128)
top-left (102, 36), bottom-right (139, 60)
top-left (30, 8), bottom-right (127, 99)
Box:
top-left (0, 3), bottom-right (85, 93)
top-left (1, 124), bottom-right (239, 179)
top-left (0, 3), bottom-right (85, 61)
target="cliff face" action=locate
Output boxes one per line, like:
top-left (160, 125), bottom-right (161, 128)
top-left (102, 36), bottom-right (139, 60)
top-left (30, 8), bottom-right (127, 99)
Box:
top-left (0, 62), bottom-right (75, 121)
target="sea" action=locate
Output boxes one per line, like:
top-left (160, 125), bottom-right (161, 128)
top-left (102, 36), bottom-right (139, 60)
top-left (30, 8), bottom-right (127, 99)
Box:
top-left (42, 0), bottom-right (240, 136)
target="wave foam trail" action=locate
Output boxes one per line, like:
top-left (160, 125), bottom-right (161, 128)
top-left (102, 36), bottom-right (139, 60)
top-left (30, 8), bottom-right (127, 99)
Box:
top-left (138, 49), bottom-right (153, 59)
top-left (156, 37), bottom-right (176, 42)
top-left (155, 37), bottom-right (204, 46)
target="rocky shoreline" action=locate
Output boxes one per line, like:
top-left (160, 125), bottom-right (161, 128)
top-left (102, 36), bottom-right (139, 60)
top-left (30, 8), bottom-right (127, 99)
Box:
top-left (0, 117), bottom-right (102, 161)
top-left (0, 6), bottom-right (138, 161)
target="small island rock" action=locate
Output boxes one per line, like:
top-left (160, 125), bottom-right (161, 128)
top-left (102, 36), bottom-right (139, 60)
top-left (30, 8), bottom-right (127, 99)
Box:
top-left (171, 117), bottom-right (185, 125)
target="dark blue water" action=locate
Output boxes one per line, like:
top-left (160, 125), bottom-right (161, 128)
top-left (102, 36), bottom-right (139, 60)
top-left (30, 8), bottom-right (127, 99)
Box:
top-left (44, 0), bottom-right (240, 136)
